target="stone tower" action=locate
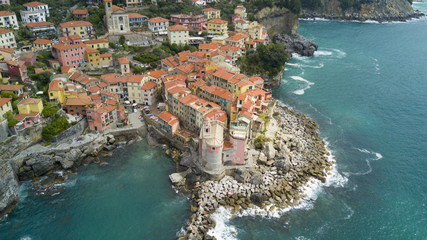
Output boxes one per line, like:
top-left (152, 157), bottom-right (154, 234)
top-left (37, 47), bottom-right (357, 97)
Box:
top-left (104, 0), bottom-right (113, 31)
top-left (199, 118), bottom-right (224, 174)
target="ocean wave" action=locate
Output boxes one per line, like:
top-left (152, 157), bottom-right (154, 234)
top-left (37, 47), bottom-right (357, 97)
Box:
top-left (207, 207), bottom-right (238, 240)
top-left (290, 76), bottom-right (315, 95)
top-left (20, 236), bottom-right (32, 240)
top-left (343, 148), bottom-right (383, 176)
top-left (314, 50), bottom-right (333, 56)
top-left (207, 143), bottom-right (347, 239)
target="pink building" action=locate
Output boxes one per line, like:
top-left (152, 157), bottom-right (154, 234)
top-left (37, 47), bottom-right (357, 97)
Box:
top-left (0, 0), bottom-right (10, 5)
top-left (51, 37), bottom-right (87, 68)
top-left (0, 60), bottom-right (28, 82)
top-left (86, 104), bottom-right (117, 132)
top-left (141, 81), bottom-right (157, 106)
top-left (170, 14), bottom-right (207, 31)
top-left (158, 111), bottom-right (180, 137)
top-left (13, 112), bottom-right (42, 132)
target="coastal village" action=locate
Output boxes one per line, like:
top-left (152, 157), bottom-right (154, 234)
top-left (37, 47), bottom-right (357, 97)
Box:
top-left (0, 1), bottom-right (333, 239)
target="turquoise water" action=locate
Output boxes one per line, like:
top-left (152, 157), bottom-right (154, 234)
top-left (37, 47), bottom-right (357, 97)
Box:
top-left (2, 4), bottom-right (427, 239)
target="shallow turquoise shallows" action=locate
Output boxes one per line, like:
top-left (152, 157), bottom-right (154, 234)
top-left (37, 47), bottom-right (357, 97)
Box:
top-left (2, 4), bottom-right (427, 240)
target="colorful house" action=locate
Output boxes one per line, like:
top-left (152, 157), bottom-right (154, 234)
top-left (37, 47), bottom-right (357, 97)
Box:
top-left (83, 38), bottom-right (109, 49)
top-left (147, 17), bottom-right (169, 34)
top-left (86, 46), bottom-right (113, 69)
top-left (17, 98), bottom-right (43, 115)
top-left (128, 12), bottom-right (145, 25)
top-left (59, 21), bottom-right (94, 38)
top-left (48, 80), bottom-right (66, 105)
top-left (86, 103), bottom-right (117, 132)
top-left (13, 112), bottom-right (41, 131)
top-left (32, 38), bottom-right (53, 51)
top-left (207, 19), bottom-right (227, 35)
top-left (170, 14), bottom-right (206, 31)
top-left (118, 57), bottom-right (130, 74)
top-left (167, 25), bottom-right (189, 45)
top-left (63, 95), bottom-right (92, 116)
top-left (25, 21), bottom-right (55, 36)
top-left (51, 39), bottom-right (87, 68)
top-left (72, 9), bottom-right (89, 19)
top-left (141, 81), bottom-right (157, 106)
top-left (0, 97), bottom-right (12, 120)
top-left (0, 28), bottom-right (16, 48)
top-left (0, 10), bottom-right (18, 29)
top-left (202, 8), bottom-right (220, 20)
top-left (158, 111), bottom-right (180, 137)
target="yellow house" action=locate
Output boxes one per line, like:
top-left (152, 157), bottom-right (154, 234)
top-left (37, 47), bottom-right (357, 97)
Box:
top-left (229, 80), bottom-right (254, 97)
top-left (207, 19), bottom-right (228, 35)
top-left (48, 80), bottom-right (66, 105)
top-left (32, 38), bottom-right (53, 52)
top-left (0, 72), bottom-right (10, 84)
top-left (0, 97), bottom-right (12, 120)
top-left (86, 47), bottom-right (112, 69)
top-left (248, 21), bottom-right (265, 40)
top-left (83, 38), bottom-right (109, 50)
top-left (17, 98), bottom-right (43, 115)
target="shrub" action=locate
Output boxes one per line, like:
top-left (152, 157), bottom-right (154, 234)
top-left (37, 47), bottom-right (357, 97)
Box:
top-left (42, 104), bottom-right (59, 118)
top-left (255, 135), bottom-right (265, 149)
top-left (42, 116), bottom-right (70, 142)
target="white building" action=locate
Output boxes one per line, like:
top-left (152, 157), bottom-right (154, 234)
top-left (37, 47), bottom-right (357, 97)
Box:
top-left (0, 11), bottom-right (17, 29)
top-left (0, 28), bottom-right (16, 48)
top-left (20, 1), bottom-right (49, 25)
top-left (147, 17), bottom-right (169, 34)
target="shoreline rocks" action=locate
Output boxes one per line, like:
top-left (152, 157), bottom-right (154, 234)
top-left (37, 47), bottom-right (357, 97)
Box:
top-left (176, 102), bottom-right (334, 239)
top-left (276, 33), bottom-right (319, 57)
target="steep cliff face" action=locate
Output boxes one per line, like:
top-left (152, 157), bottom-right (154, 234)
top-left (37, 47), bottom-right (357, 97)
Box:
top-left (303, 0), bottom-right (424, 21)
top-left (256, 7), bottom-right (299, 35)
top-left (0, 161), bottom-right (19, 219)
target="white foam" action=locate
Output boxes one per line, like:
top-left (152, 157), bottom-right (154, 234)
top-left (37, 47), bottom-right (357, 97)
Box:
top-left (344, 148), bottom-right (383, 176)
top-left (207, 207), bottom-right (238, 240)
top-left (290, 76), bottom-right (315, 95)
top-left (20, 237), bottom-right (32, 240)
top-left (314, 50), bottom-right (333, 56)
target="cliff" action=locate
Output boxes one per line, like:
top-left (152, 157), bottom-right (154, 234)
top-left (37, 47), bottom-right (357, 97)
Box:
top-left (302, 0), bottom-right (424, 21)
top-left (0, 161), bottom-right (19, 219)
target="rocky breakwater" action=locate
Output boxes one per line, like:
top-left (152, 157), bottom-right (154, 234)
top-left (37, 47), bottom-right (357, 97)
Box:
top-left (176, 103), bottom-right (333, 239)
top-left (302, 0), bottom-right (424, 21)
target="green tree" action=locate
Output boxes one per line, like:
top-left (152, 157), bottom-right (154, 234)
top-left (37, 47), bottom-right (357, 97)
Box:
top-left (5, 111), bottom-right (18, 127)
top-left (119, 35), bottom-right (126, 45)
top-left (41, 104), bottom-right (59, 118)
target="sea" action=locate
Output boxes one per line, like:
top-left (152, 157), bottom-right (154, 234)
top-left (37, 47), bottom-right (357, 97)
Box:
top-left (1, 3), bottom-right (427, 240)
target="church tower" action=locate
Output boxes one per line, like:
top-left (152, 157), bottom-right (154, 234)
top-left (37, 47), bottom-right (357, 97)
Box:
top-left (104, 0), bottom-right (113, 32)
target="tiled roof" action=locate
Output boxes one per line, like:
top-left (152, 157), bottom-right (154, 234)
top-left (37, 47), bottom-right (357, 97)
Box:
top-left (33, 38), bottom-right (52, 45)
top-left (23, 1), bottom-right (47, 8)
top-left (158, 111), bottom-right (178, 125)
top-left (128, 13), bottom-right (143, 18)
top-left (0, 11), bottom-right (15, 16)
top-left (112, 5), bottom-right (127, 13)
top-left (202, 8), bottom-right (220, 12)
top-left (142, 81), bottom-right (157, 90)
top-left (18, 98), bottom-right (41, 105)
top-left (52, 42), bottom-right (86, 50)
top-left (60, 21), bottom-right (92, 28)
top-left (48, 80), bottom-right (63, 92)
top-left (168, 25), bottom-right (188, 31)
top-left (83, 38), bottom-right (109, 44)
top-left (118, 57), bottom-right (129, 65)
top-left (0, 48), bottom-right (16, 54)
top-left (0, 98), bottom-right (12, 107)
top-left (0, 84), bottom-right (24, 91)
top-left (14, 112), bottom-right (40, 121)
top-left (149, 69), bottom-right (167, 79)
top-left (208, 19), bottom-right (227, 24)
top-left (73, 9), bottom-right (88, 15)
top-left (25, 21), bottom-right (54, 28)
top-left (0, 28), bottom-right (12, 35)
top-left (147, 17), bottom-right (168, 23)
top-left (65, 95), bottom-right (92, 106)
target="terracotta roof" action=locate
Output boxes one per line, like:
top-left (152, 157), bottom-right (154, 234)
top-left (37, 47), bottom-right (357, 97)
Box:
top-left (0, 84), bottom-right (24, 91)
top-left (61, 66), bottom-right (72, 73)
top-left (18, 98), bottom-right (41, 105)
top-left (128, 13), bottom-right (143, 18)
top-left (0, 28), bottom-right (12, 35)
top-left (23, 1), bottom-right (47, 8)
top-left (60, 21), bottom-right (92, 28)
top-left (0, 48), bottom-right (16, 54)
top-left (73, 9), bottom-right (88, 15)
top-left (168, 25), bottom-right (188, 31)
top-left (208, 19), bottom-right (227, 24)
top-left (83, 38), bottom-right (109, 44)
top-left (0, 11), bottom-right (15, 16)
top-left (25, 21), bottom-right (53, 28)
top-left (100, 53), bottom-right (112, 58)
top-left (199, 43), bottom-right (221, 51)
top-left (164, 80), bottom-right (186, 90)
top-left (249, 76), bottom-right (263, 83)
top-left (236, 80), bottom-right (253, 87)
top-left (158, 111), bottom-right (178, 125)
top-left (112, 5), bottom-right (127, 13)
top-left (147, 17), bottom-right (168, 23)
top-left (97, 82), bottom-right (108, 88)
top-left (14, 112), bottom-right (40, 121)
top-left (0, 98), bottom-right (12, 107)
top-left (203, 8), bottom-right (220, 12)
top-left (118, 57), bottom-right (129, 65)
top-left (105, 99), bottom-right (116, 106)
top-left (226, 34), bottom-right (245, 42)
top-left (33, 38), bottom-right (52, 45)
top-left (35, 68), bottom-right (54, 74)
top-left (142, 81), bottom-right (157, 90)
top-left (162, 56), bottom-right (178, 68)
top-left (52, 42), bottom-right (86, 51)
top-left (65, 95), bottom-right (92, 106)
top-left (149, 69), bottom-right (167, 79)
top-left (86, 46), bottom-right (99, 54)
top-left (48, 80), bottom-right (63, 92)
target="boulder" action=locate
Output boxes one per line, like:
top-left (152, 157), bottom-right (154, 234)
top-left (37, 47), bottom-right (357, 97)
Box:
top-left (257, 152), bottom-right (267, 164)
top-left (275, 155), bottom-right (291, 172)
top-left (26, 155), bottom-right (55, 177)
top-left (250, 172), bottom-right (263, 185)
top-left (264, 142), bottom-right (276, 160)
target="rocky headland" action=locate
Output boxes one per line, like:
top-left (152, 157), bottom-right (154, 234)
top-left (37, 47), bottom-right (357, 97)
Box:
top-left (174, 103), bottom-right (334, 239)
top-left (302, 0), bottom-right (425, 22)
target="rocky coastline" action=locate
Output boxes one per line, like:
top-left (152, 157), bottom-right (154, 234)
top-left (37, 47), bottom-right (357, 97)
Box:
top-left (174, 103), bottom-right (334, 240)
top-left (276, 33), bottom-right (319, 57)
